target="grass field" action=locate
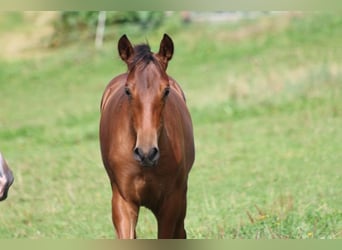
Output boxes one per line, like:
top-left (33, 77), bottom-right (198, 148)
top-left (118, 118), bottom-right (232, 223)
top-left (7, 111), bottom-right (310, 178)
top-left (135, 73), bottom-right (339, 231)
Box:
top-left (0, 12), bottom-right (341, 239)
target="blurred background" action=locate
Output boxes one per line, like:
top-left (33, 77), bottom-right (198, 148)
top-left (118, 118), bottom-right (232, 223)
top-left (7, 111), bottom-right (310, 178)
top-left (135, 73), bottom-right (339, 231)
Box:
top-left (0, 11), bottom-right (341, 239)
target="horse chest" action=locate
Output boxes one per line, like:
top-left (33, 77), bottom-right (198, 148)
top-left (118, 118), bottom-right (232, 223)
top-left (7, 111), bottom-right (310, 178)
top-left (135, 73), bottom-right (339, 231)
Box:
top-left (133, 171), bottom-right (166, 206)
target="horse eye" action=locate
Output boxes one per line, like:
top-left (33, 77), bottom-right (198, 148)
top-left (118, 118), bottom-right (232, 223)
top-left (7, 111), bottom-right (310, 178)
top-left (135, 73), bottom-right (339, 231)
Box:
top-left (163, 87), bottom-right (170, 99)
top-left (125, 87), bottom-right (132, 97)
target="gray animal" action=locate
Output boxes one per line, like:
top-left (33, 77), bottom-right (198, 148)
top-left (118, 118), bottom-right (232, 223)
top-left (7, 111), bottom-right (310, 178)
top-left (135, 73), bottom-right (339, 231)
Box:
top-left (0, 153), bottom-right (14, 201)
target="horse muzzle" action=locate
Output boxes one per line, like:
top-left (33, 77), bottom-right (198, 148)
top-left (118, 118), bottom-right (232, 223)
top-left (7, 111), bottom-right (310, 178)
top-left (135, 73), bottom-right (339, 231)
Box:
top-left (133, 146), bottom-right (160, 167)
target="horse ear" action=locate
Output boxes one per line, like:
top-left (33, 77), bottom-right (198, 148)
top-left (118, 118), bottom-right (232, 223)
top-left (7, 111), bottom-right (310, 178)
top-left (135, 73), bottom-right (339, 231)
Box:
top-left (158, 34), bottom-right (174, 68)
top-left (118, 34), bottom-right (134, 63)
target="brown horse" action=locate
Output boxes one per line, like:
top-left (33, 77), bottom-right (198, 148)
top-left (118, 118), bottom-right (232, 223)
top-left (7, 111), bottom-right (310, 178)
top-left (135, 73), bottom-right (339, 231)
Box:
top-left (0, 152), bottom-right (14, 201)
top-left (99, 34), bottom-right (195, 239)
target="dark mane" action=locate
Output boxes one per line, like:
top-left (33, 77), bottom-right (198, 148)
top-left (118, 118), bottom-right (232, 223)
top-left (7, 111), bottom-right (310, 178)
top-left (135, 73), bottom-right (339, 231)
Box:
top-left (132, 44), bottom-right (155, 67)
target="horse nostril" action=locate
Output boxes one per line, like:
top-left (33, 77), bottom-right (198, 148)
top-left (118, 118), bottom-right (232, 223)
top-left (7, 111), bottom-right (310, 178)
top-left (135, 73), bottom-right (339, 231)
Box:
top-left (148, 147), bottom-right (160, 162)
top-left (134, 147), bottom-right (159, 167)
top-left (133, 147), bottom-right (145, 162)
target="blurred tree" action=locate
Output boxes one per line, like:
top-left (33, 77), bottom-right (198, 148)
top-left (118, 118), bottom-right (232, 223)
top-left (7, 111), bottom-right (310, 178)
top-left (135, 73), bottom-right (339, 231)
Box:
top-left (135, 11), bottom-right (165, 29)
top-left (95, 11), bottom-right (106, 49)
top-left (49, 11), bottom-right (165, 47)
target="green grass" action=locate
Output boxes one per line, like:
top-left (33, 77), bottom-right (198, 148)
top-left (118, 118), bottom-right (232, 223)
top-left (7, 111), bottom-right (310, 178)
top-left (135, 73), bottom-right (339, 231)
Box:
top-left (0, 12), bottom-right (341, 239)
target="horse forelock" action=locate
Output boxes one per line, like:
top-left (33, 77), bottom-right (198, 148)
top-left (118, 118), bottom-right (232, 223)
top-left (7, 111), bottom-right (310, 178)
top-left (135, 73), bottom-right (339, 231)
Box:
top-left (134, 44), bottom-right (153, 63)
top-left (128, 44), bottom-right (164, 74)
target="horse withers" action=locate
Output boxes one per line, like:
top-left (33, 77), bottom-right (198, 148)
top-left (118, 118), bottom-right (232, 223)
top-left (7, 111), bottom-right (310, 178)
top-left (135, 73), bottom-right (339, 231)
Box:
top-left (0, 153), bottom-right (14, 201)
top-left (99, 34), bottom-right (195, 239)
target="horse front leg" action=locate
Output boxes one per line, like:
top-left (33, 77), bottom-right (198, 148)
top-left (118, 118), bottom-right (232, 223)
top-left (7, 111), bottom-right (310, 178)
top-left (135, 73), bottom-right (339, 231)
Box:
top-left (156, 190), bottom-right (187, 239)
top-left (111, 185), bottom-right (139, 239)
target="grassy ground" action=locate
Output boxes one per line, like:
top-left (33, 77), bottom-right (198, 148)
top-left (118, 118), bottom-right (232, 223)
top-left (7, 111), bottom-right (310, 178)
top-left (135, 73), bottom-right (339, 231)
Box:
top-left (0, 12), bottom-right (341, 239)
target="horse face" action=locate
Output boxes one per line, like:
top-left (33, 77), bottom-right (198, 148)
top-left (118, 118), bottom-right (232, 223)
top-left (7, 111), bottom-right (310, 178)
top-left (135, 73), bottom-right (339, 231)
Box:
top-left (125, 65), bottom-right (171, 167)
top-left (118, 34), bottom-right (174, 167)
top-left (0, 153), bottom-right (14, 201)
